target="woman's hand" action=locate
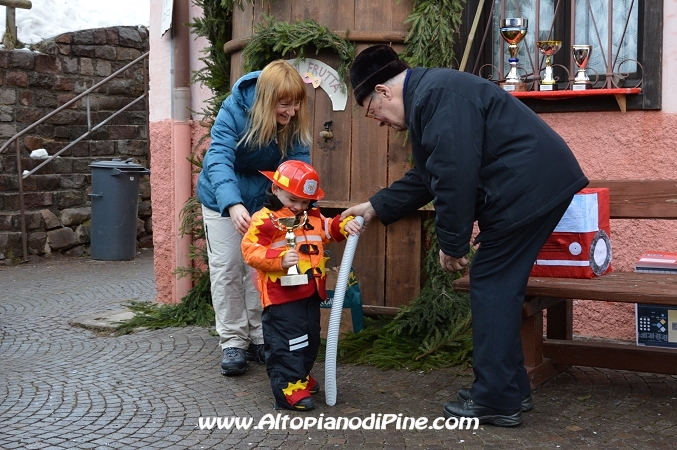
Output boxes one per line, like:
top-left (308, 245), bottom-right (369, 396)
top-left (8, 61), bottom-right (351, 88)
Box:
top-left (228, 204), bottom-right (251, 235)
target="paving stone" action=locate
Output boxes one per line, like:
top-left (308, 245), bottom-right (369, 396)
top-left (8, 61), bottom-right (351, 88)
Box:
top-left (1, 249), bottom-right (676, 448)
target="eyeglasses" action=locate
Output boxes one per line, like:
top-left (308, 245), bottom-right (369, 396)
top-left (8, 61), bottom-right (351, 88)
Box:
top-left (364, 96), bottom-right (375, 119)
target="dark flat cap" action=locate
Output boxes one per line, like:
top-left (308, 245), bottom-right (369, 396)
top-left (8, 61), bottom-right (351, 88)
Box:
top-left (349, 45), bottom-right (410, 106)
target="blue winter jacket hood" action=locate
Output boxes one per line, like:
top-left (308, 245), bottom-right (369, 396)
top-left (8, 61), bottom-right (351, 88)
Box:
top-left (197, 71), bottom-right (311, 216)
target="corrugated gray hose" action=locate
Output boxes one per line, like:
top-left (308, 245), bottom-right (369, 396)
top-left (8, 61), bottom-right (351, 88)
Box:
top-left (325, 216), bottom-right (364, 406)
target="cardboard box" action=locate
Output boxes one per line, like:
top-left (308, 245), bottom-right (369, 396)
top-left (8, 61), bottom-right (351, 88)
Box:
top-left (531, 187), bottom-right (612, 278)
top-left (320, 308), bottom-right (355, 339)
top-left (319, 266), bottom-right (363, 339)
top-left (636, 303), bottom-right (677, 348)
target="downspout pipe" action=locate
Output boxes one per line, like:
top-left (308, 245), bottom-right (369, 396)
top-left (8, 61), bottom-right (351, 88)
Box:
top-left (172, 0), bottom-right (193, 303)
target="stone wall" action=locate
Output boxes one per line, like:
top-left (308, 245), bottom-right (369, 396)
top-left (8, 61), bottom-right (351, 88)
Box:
top-left (0, 26), bottom-right (151, 263)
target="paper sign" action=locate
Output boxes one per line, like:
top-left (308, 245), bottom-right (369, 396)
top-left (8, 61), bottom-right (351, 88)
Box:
top-left (161, 0), bottom-right (173, 36)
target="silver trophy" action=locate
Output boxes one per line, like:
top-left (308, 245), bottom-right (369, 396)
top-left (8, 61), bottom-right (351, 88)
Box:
top-left (270, 211), bottom-right (309, 286)
top-left (572, 45), bottom-right (592, 90)
top-left (499, 18), bottom-right (528, 92)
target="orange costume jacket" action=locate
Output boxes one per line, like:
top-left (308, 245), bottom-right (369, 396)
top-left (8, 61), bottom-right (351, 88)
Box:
top-left (241, 205), bottom-right (353, 308)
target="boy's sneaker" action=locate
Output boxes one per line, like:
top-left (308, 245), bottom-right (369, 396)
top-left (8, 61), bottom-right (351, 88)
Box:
top-left (274, 395), bottom-right (315, 411)
top-left (274, 384), bottom-right (314, 411)
top-left (220, 347), bottom-right (246, 376)
top-left (307, 375), bottom-right (320, 395)
top-left (245, 343), bottom-right (265, 363)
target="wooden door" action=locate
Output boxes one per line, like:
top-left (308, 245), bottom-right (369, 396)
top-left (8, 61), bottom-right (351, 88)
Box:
top-left (229, 0), bottom-right (421, 310)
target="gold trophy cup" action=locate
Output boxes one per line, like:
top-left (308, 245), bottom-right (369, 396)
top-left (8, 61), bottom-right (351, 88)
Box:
top-left (270, 212), bottom-right (309, 286)
top-left (572, 44), bottom-right (592, 90)
top-left (500, 18), bottom-right (528, 92)
top-left (536, 40), bottom-right (562, 91)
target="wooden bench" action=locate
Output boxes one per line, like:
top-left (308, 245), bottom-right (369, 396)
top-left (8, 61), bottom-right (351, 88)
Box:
top-left (453, 180), bottom-right (677, 387)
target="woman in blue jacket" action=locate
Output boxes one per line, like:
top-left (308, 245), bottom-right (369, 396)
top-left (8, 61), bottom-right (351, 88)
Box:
top-left (197, 60), bottom-right (312, 376)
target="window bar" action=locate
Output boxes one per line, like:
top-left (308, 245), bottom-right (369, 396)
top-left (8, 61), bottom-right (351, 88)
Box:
top-left (512, 0), bottom-right (537, 80)
top-left (606, 0), bottom-right (613, 88)
top-left (472, 0), bottom-right (496, 76)
top-left (570, 0), bottom-right (576, 82)
top-left (499, 0), bottom-right (506, 79)
top-left (581, 0), bottom-right (613, 88)
top-left (534, 0), bottom-right (541, 84)
top-left (611, 0), bottom-right (636, 79)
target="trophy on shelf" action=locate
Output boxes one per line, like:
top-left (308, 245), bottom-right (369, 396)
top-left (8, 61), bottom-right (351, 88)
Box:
top-left (536, 40), bottom-right (562, 91)
top-left (499, 18), bottom-right (528, 92)
top-left (270, 211), bottom-right (309, 286)
top-left (572, 44), bottom-right (592, 90)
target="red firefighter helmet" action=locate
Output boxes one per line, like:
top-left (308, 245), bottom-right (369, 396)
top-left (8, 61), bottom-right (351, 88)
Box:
top-left (261, 160), bottom-right (325, 200)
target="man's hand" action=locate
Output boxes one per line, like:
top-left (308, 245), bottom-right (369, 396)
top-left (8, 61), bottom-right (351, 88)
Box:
top-left (228, 203), bottom-right (251, 235)
top-left (439, 250), bottom-right (469, 273)
top-left (340, 201), bottom-right (377, 232)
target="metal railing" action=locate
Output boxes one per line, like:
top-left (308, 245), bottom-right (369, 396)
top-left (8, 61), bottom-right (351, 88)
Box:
top-left (0, 51), bottom-right (150, 261)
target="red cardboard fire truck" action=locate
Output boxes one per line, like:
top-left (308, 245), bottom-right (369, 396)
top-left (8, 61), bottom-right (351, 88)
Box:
top-left (531, 187), bottom-right (612, 278)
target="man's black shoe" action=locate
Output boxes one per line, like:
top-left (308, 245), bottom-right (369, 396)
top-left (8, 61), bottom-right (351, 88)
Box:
top-left (220, 347), bottom-right (246, 376)
top-left (245, 343), bottom-right (265, 363)
top-left (456, 388), bottom-right (534, 412)
top-left (443, 399), bottom-right (522, 427)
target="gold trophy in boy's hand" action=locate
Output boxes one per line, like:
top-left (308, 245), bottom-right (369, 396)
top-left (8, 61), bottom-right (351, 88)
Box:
top-left (270, 212), bottom-right (309, 286)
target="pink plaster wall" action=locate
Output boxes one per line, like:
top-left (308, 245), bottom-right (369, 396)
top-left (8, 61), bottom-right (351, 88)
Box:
top-left (149, 120), bottom-right (176, 304)
top-left (150, 120), bottom-right (210, 304)
top-left (544, 111), bottom-right (677, 341)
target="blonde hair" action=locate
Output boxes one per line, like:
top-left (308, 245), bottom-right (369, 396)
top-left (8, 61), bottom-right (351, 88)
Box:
top-left (240, 60), bottom-right (312, 157)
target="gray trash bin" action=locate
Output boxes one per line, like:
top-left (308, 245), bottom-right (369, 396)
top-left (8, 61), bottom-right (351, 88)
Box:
top-left (89, 158), bottom-right (150, 261)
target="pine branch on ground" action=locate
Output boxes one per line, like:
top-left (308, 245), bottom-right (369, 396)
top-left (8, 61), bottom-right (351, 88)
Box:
top-left (114, 270), bottom-right (214, 336)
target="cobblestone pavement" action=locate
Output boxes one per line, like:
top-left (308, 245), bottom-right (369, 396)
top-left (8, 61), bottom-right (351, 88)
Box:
top-left (1, 249), bottom-right (676, 449)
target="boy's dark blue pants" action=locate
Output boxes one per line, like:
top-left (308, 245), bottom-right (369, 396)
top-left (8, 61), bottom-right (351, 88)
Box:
top-left (262, 292), bottom-right (321, 406)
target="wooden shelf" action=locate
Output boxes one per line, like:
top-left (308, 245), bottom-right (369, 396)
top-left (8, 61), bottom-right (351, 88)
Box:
top-left (511, 88), bottom-right (642, 113)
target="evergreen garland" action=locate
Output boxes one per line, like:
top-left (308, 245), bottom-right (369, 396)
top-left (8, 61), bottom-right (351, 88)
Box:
top-left (241, 15), bottom-right (355, 88)
top-left (187, 0), bottom-right (238, 121)
top-left (401, 0), bottom-right (467, 69)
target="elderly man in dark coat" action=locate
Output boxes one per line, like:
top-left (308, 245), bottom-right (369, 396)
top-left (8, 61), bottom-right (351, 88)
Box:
top-left (342, 45), bottom-right (588, 427)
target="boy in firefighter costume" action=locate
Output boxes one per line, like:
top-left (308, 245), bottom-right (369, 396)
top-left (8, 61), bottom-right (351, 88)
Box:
top-left (241, 160), bottom-right (361, 411)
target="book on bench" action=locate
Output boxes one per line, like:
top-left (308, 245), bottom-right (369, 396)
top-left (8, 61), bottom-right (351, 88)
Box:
top-left (635, 250), bottom-right (677, 274)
